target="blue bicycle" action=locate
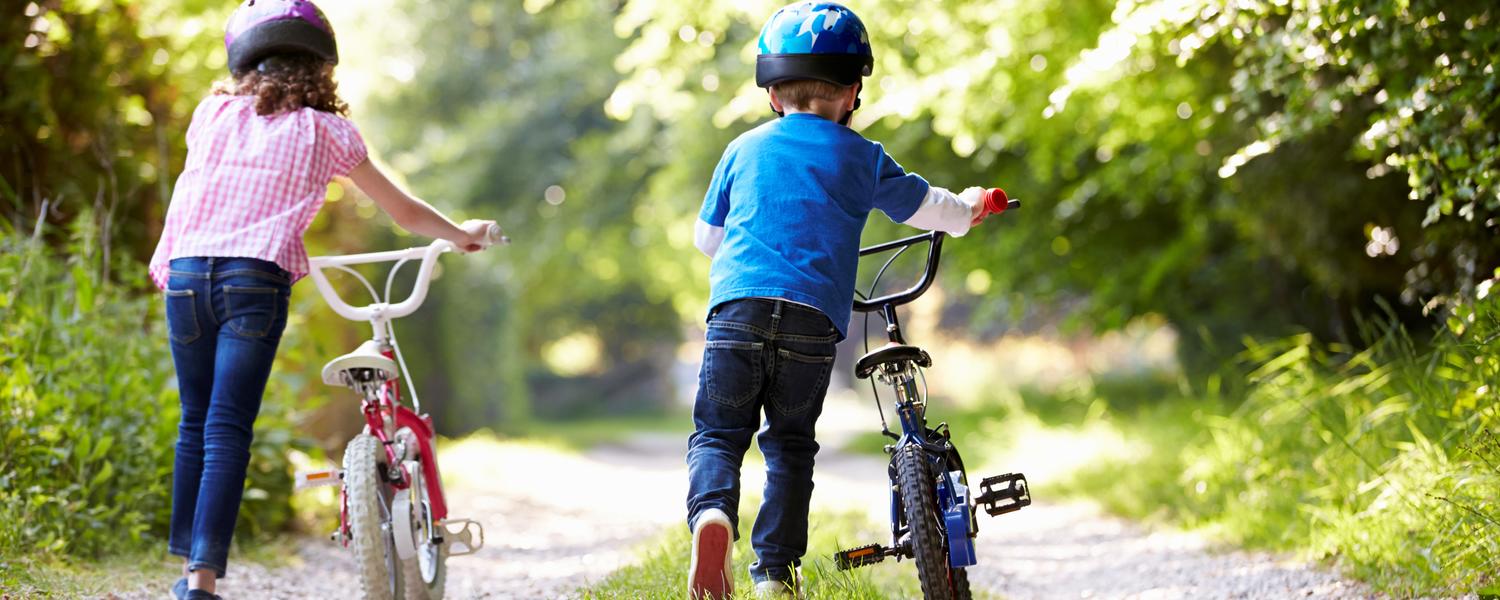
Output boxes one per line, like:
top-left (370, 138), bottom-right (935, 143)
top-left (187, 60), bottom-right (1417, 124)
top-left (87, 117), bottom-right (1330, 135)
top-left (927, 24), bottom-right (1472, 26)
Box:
top-left (834, 194), bottom-right (1031, 600)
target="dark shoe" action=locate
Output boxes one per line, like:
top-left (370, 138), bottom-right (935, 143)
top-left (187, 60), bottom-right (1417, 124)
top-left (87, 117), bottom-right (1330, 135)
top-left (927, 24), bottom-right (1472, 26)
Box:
top-left (170, 577), bottom-right (187, 600)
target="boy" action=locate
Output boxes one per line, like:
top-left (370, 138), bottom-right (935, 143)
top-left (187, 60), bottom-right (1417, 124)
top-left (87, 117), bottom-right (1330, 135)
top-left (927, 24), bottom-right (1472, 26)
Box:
top-left (685, 2), bottom-right (997, 598)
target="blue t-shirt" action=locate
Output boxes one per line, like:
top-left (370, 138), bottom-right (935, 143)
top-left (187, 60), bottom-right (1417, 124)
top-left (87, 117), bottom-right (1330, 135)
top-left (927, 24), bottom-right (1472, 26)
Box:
top-left (699, 113), bottom-right (930, 339)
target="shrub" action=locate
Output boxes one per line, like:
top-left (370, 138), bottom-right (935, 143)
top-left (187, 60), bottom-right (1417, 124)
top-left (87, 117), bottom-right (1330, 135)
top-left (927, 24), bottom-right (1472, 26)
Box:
top-left (1068, 292), bottom-right (1500, 595)
top-left (0, 218), bottom-right (312, 561)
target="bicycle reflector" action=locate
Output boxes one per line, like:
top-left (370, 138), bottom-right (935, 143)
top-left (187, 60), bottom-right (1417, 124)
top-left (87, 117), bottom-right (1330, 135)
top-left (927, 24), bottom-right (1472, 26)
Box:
top-left (834, 543), bottom-right (892, 570)
top-left (295, 468), bottom-right (343, 492)
top-left (976, 473), bottom-right (1031, 517)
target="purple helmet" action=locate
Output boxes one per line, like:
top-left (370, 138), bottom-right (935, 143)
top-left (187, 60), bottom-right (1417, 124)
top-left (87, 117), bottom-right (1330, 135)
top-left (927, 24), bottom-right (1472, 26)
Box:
top-left (225, 0), bottom-right (338, 74)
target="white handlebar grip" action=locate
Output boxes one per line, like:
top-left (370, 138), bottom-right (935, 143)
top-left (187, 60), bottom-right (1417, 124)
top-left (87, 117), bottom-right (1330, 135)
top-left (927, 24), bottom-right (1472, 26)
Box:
top-left (485, 223), bottom-right (510, 246)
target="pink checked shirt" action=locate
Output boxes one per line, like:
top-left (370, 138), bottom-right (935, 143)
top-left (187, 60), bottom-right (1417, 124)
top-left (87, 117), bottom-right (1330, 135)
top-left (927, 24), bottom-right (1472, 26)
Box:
top-left (148, 94), bottom-right (367, 290)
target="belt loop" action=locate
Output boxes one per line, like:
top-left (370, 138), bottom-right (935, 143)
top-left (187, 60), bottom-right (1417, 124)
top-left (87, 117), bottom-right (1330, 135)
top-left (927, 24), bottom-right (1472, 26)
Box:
top-left (770, 300), bottom-right (783, 334)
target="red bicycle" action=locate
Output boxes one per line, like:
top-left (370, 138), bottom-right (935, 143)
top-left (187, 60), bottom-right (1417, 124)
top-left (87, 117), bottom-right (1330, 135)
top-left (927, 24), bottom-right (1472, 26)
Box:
top-left (295, 225), bottom-right (505, 600)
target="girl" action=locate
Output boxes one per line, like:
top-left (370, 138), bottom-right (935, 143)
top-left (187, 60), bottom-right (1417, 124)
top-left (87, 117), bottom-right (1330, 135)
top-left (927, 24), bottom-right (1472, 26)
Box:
top-left (147, 2), bottom-right (493, 598)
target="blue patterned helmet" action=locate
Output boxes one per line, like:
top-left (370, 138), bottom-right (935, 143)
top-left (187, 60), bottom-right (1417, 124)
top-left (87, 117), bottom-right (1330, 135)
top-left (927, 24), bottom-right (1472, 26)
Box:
top-left (755, 2), bottom-right (873, 88)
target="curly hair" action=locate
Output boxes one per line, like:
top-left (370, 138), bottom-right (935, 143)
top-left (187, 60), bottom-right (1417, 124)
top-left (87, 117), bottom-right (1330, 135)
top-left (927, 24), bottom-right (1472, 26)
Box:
top-left (212, 54), bottom-right (348, 117)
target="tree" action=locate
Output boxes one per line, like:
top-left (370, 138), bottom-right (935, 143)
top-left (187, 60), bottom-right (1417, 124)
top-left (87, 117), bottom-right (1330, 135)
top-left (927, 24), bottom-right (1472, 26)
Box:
top-left (599, 0), bottom-right (1498, 358)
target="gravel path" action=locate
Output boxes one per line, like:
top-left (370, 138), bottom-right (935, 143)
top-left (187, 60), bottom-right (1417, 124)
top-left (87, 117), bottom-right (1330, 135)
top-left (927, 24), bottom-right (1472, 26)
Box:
top-left (110, 396), bottom-right (1371, 599)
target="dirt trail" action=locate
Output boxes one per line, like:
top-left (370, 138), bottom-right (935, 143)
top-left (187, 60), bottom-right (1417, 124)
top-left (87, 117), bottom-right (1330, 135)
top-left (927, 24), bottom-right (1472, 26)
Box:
top-left (112, 395), bottom-right (1369, 599)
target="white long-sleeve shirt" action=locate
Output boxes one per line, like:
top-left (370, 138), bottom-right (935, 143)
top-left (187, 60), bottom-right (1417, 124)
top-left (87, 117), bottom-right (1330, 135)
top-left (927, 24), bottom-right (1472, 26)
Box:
top-left (695, 185), bottom-right (976, 258)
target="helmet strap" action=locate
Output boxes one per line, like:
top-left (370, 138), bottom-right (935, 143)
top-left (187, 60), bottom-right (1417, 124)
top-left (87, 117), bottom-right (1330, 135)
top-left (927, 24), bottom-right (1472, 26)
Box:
top-left (769, 103), bottom-right (784, 118)
top-left (838, 95), bottom-right (862, 126)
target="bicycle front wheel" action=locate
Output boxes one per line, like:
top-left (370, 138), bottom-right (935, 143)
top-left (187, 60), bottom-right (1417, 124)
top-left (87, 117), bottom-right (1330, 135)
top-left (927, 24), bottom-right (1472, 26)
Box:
top-left (896, 443), bottom-right (954, 600)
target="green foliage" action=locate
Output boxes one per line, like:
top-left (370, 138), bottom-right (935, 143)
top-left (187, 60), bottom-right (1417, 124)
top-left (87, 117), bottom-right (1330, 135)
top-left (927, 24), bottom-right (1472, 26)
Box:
top-left (1, 0), bottom-right (320, 565)
top-left (0, 226), bottom-right (177, 559)
top-left (2, 0), bottom-right (231, 260)
top-left (1064, 295), bottom-right (1500, 595)
top-left (0, 222), bottom-right (316, 563)
top-left (1139, 0), bottom-right (1499, 296)
top-left (599, 0), bottom-right (1497, 351)
top-left (334, 0), bottom-right (689, 431)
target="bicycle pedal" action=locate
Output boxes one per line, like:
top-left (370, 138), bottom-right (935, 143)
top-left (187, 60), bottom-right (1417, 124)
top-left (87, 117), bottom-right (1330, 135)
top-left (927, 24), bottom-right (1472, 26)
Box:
top-left (976, 472), bottom-right (1032, 517)
top-left (295, 468), bottom-right (343, 492)
top-left (834, 544), bottom-right (889, 570)
top-left (438, 518), bottom-right (484, 556)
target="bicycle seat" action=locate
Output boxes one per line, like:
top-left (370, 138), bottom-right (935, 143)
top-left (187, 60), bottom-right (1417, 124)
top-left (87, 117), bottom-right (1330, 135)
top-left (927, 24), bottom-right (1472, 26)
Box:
top-left (854, 344), bottom-right (932, 379)
top-left (321, 340), bottom-right (399, 387)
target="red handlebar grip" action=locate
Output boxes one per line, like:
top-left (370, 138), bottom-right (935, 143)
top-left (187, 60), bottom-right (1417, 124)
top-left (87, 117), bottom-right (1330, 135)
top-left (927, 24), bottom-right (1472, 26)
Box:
top-left (983, 188), bottom-right (1010, 215)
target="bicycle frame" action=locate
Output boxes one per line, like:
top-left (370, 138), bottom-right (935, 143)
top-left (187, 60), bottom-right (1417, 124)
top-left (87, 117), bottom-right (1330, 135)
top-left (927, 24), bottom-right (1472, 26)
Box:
top-left (835, 199), bottom-right (1030, 585)
top-left (308, 235), bottom-right (504, 546)
top-left (855, 231), bottom-right (979, 568)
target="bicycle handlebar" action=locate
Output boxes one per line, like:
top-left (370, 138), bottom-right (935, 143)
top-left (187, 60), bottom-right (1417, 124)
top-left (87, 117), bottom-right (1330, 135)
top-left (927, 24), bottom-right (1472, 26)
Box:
top-left (307, 224), bottom-right (507, 322)
top-left (852, 231), bottom-right (945, 313)
top-left (852, 191), bottom-right (1019, 314)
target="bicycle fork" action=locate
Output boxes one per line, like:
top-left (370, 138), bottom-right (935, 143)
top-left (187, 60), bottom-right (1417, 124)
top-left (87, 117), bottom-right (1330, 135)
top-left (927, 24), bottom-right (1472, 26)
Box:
top-left (835, 364), bottom-right (1032, 571)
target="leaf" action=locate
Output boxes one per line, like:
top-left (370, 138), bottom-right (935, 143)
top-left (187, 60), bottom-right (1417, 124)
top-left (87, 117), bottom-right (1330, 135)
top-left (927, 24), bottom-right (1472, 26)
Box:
top-left (89, 435), bottom-right (113, 462)
top-left (88, 462), bottom-right (113, 489)
top-left (71, 264), bottom-right (94, 313)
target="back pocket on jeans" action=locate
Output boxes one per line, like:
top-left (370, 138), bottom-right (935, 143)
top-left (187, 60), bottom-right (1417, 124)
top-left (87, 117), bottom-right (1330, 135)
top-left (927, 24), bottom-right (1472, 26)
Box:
top-left (165, 289), bottom-right (199, 345)
top-left (703, 340), bottom-right (764, 408)
top-left (224, 286), bottom-right (282, 338)
top-left (770, 348), bottom-right (834, 416)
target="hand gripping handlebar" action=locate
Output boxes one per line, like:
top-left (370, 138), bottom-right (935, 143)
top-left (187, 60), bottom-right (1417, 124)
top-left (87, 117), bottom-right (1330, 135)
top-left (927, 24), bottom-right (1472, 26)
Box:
top-left (852, 190), bottom-right (1019, 314)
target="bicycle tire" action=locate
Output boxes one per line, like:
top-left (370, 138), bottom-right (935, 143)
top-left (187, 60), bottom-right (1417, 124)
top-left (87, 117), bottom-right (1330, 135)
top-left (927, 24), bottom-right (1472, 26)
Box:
top-left (345, 434), bottom-right (404, 600)
top-left (402, 540), bottom-right (447, 599)
top-left (400, 458), bottom-right (447, 600)
top-left (896, 443), bottom-right (953, 599)
top-left (951, 566), bottom-right (972, 600)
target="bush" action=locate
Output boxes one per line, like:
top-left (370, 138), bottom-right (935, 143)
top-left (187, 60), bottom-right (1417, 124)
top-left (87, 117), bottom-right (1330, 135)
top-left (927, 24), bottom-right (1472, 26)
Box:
top-left (1067, 293), bottom-right (1500, 595)
top-left (0, 220), bottom-right (312, 562)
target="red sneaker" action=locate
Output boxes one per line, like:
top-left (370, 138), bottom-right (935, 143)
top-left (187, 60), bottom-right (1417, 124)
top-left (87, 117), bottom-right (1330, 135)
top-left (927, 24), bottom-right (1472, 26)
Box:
top-left (687, 508), bottom-right (734, 599)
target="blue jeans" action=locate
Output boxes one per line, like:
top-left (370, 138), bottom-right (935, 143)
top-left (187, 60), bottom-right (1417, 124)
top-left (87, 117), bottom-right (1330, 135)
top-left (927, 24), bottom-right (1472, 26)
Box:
top-left (163, 257), bottom-right (290, 577)
top-left (686, 299), bottom-right (838, 584)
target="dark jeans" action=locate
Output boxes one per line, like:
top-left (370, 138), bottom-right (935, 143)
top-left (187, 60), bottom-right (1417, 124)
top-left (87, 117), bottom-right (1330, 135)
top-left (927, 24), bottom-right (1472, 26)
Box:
top-left (686, 298), bottom-right (838, 584)
top-left (163, 257), bottom-right (290, 577)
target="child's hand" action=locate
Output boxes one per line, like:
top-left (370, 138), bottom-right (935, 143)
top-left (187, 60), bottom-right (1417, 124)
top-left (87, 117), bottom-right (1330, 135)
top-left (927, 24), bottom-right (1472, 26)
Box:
top-left (456, 219), bottom-right (498, 252)
top-left (959, 187), bottom-right (987, 226)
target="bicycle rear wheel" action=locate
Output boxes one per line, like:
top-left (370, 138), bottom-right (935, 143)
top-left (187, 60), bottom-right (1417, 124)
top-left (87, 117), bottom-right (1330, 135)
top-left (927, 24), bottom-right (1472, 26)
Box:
top-left (951, 566), bottom-right (972, 600)
top-left (345, 434), bottom-right (404, 600)
top-left (399, 454), bottom-right (447, 599)
top-left (896, 443), bottom-right (953, 599)
top-left (402, 538), bottom-right (447, 599)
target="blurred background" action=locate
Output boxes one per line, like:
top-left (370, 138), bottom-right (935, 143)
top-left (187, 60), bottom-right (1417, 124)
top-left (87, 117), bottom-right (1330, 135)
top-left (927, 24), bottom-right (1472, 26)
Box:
top-left (2, 0), bottom-right (1496, 596)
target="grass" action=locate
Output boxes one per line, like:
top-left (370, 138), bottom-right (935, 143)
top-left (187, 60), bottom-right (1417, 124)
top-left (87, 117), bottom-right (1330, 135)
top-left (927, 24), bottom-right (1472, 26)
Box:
top-left (2, 550), bottom-right (165, 598)
top-left (0, 536), bottom-right (305, 598)
top-left (1048, 329), bottom-right (1500, 597)
top-left (838, 310), bottom-right (1500, 597)
top-left (576, 505), bottom-right (993, 600)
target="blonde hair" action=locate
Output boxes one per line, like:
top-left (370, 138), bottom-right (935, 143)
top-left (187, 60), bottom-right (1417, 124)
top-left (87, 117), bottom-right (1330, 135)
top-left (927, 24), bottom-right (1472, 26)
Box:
top-left (771, 79), bottom-right (853, 111)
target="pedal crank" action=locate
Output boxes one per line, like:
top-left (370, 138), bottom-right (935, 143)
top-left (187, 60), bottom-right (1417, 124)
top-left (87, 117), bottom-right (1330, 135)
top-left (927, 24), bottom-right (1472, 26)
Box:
top-left (438, 518), bottom-right (485, 556)
top-left (976, 472), bottom-right (1031, 516)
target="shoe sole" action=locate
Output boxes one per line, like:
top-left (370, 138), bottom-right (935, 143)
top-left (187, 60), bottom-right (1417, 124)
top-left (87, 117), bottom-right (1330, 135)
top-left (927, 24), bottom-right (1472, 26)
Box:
top-left (688, 520), bottom-right (732, 599)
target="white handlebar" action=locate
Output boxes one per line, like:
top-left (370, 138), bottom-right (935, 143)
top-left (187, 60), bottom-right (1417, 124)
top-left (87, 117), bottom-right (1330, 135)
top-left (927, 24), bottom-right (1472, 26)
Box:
top-left (307, 224), bottom-right (506, 322)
